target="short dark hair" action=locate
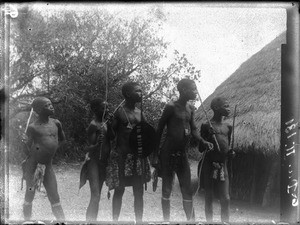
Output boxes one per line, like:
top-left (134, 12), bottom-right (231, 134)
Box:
top-left (121, 81), bottom-right (140, 98)
top-left (210, 97), bottom-right (227, 110)
top-left (177, 79), bottom-right (195, 92)
top-left (90, 98), bottom-right (104, 113)
top-left (31, 97), bottom-right (50, 113)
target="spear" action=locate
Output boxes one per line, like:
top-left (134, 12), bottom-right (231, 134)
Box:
top-left (230, 104), bottom-right (237, 151)
top-left (102, 99), bottom-right (125, 125)
top-left (21, 107), bottom-right (34, 190)
top-left (229, 104), bottom-right (237, 195)
top-left (24, 107), bottom-right (34, 134)
top-left (196, 88), bottom-right (220, 152)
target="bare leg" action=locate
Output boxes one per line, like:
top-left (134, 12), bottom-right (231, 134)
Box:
top-left (86, 160), bottom-right (104, 222)
top-left (177, 157), bottom-right (195, 221)
top-left (218, 178), bottom-right (230, 223)
top-left (112, 187), bottom-right (125, 221)
top-left (204, 189), bottom-right (213, 222)
top-left (161, 169), bottom-right (174, 221)
top-left (23, 157), bottom-right (37, 221)
top-left (132, 177), bottom-right (144, 222)
top-left (43, 164), bottom-right (65, 221)
top-left (203, 160), bottom-right (213, 222)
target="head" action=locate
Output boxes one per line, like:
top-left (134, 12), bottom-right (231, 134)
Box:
top-left (90, 98), bottom-right (107, 119)
top-left (210, 97), bottom-right (230, 116)
top-left (121, 81), bottom-right (142, 103)
top-left (31, 97), bottom-right (54, 116)
top-left (177, 79), bottom-right (197, 100)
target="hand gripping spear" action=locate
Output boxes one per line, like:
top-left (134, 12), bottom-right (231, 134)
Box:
top-left (194, 87), bottom-right (221, 196)
top-left (196, 88), bottom-right (221, 152)
top-left (188, 88), bottom-right (222, 220)
top-left (99, 99), bottom-right (125, 161)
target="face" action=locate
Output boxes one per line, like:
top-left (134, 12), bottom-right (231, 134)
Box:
top-left (127, 85), bottom-right (142, 103)
top-left (218, 100), bottom-right (230, 117)
top-left (184, 82), bottom-right (197, 100)
top-left (39, 99), bottom-right (54, 116)
top-left (93, 102), bottom-right (107, 118)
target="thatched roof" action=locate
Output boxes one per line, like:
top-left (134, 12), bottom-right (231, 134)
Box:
top-left (195, 32), bottom-right (286, 155)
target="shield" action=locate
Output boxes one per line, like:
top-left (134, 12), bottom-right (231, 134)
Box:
top-left (129, 121), bottom-right (156, 158)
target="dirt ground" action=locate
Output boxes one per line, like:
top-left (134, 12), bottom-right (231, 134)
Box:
top-left (6, 160), bottom-right (279, 224)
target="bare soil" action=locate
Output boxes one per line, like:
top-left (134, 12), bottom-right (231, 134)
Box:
top-left (7, 160), bottom-right (279, 224)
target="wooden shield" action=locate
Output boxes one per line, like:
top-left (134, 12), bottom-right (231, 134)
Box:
top-left (129, 121), bottom-right (156, 158)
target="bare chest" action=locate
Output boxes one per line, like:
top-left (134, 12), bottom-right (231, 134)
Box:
top-left (119, 107), bottom-right (141, 129)
top-left (172, 105), bottom-right (192, 122)
top-left (33, 122), bottom-right (58, 139)
top-left (211, 123), bottom-right (230, 137)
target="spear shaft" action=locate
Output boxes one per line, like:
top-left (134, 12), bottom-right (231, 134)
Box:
top-left (229, 104), bottom-right (237, 195)
top-left (25, 107), bottom-right (34, 134)
top-left (196, 89), bottom-right (220, 152)
top-left (231, 105), bottom-right (237, 150)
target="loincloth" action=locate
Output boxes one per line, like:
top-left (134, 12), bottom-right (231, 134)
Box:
top-left (79, 157), bottom-right (89, 190)
top-left (105, 152), bottom-right (151, 190)
top-left (21, 158), bottom-right (46, 191)
top-left (79, 156), bottom-right (107, 190)
top-left (212, 162), bottom-right (225, 181)
top-left (169, 152), bottom-right (186, 172)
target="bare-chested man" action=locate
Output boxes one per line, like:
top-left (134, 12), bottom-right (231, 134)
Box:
top-left (109, 81), bottom-right (151, 222)
top-left (153, 78), bottom-right (213, 222)
top-left (199, 96), bottom-right (234, 223)
top-left (80, 99), bottom-right (112, 222)
top-left (22, 97), bottom-right (65, 221)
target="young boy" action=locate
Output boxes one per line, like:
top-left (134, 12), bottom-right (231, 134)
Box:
top-left (153, 78), bottom-right (213, 222)
top-left (22, 97), bottom-right (65, 221)
top-left (80, 99), bottom-right (111, 222)
top-left (199, 96), bottom-right (234, 223)
top-left (109, 81), bottom-right (151, 222)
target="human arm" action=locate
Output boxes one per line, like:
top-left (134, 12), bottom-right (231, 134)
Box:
top-left (86, 122), bottom-right (105, 151)
top-left (22, 125), bottom-right (34, 156)
top-left (104, 110), bottom-right (116, 140)
top-left (152, 104), bottom-right (173, 166)
top-left (108, 109), bottom-right (121, 141)
top-left (55, 119), bottom-right (66, 143)
top-left (84, 122), bottom-right (101, 159)
top-left (199, 123), bottom-right (214, 152)
top-left (190, 106), bottom-right (213, 151)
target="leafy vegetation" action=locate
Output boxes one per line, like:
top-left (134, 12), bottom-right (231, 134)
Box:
top-left (9, 4), bottom-right (201, 163)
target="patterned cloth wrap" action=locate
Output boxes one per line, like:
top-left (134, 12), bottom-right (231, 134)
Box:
top-left (21, 158), bottom-right (46, 191)
top-left (212, 162), bottom-right (225, 181)
top-left (106, 152), bottom-right (151, 190)
top-left (105, 151), bottom-right (120, 190)
top-left (124, 153), bottom-right (151, 179)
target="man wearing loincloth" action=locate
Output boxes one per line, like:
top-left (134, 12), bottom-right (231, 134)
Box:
top-left (199, 96), bottom-right (235, 223)
top-left (21, 97), bottom-right (65, 221)
top-left (79, 99), bottom-right (112, 222)
top-left (107, 81), bottom-right (151, 223)
top-left (153, 78), bottom-right (213, 222)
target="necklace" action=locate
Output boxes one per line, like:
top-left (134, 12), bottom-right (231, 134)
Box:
top-left (122, 106), bottom-right (133, 129)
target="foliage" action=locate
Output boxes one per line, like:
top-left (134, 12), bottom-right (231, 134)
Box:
top-left (9, 4), bottom-right (201, 163)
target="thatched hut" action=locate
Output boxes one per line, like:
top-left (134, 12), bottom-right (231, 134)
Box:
top-left (194, 32), bottom-right (286, 207)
